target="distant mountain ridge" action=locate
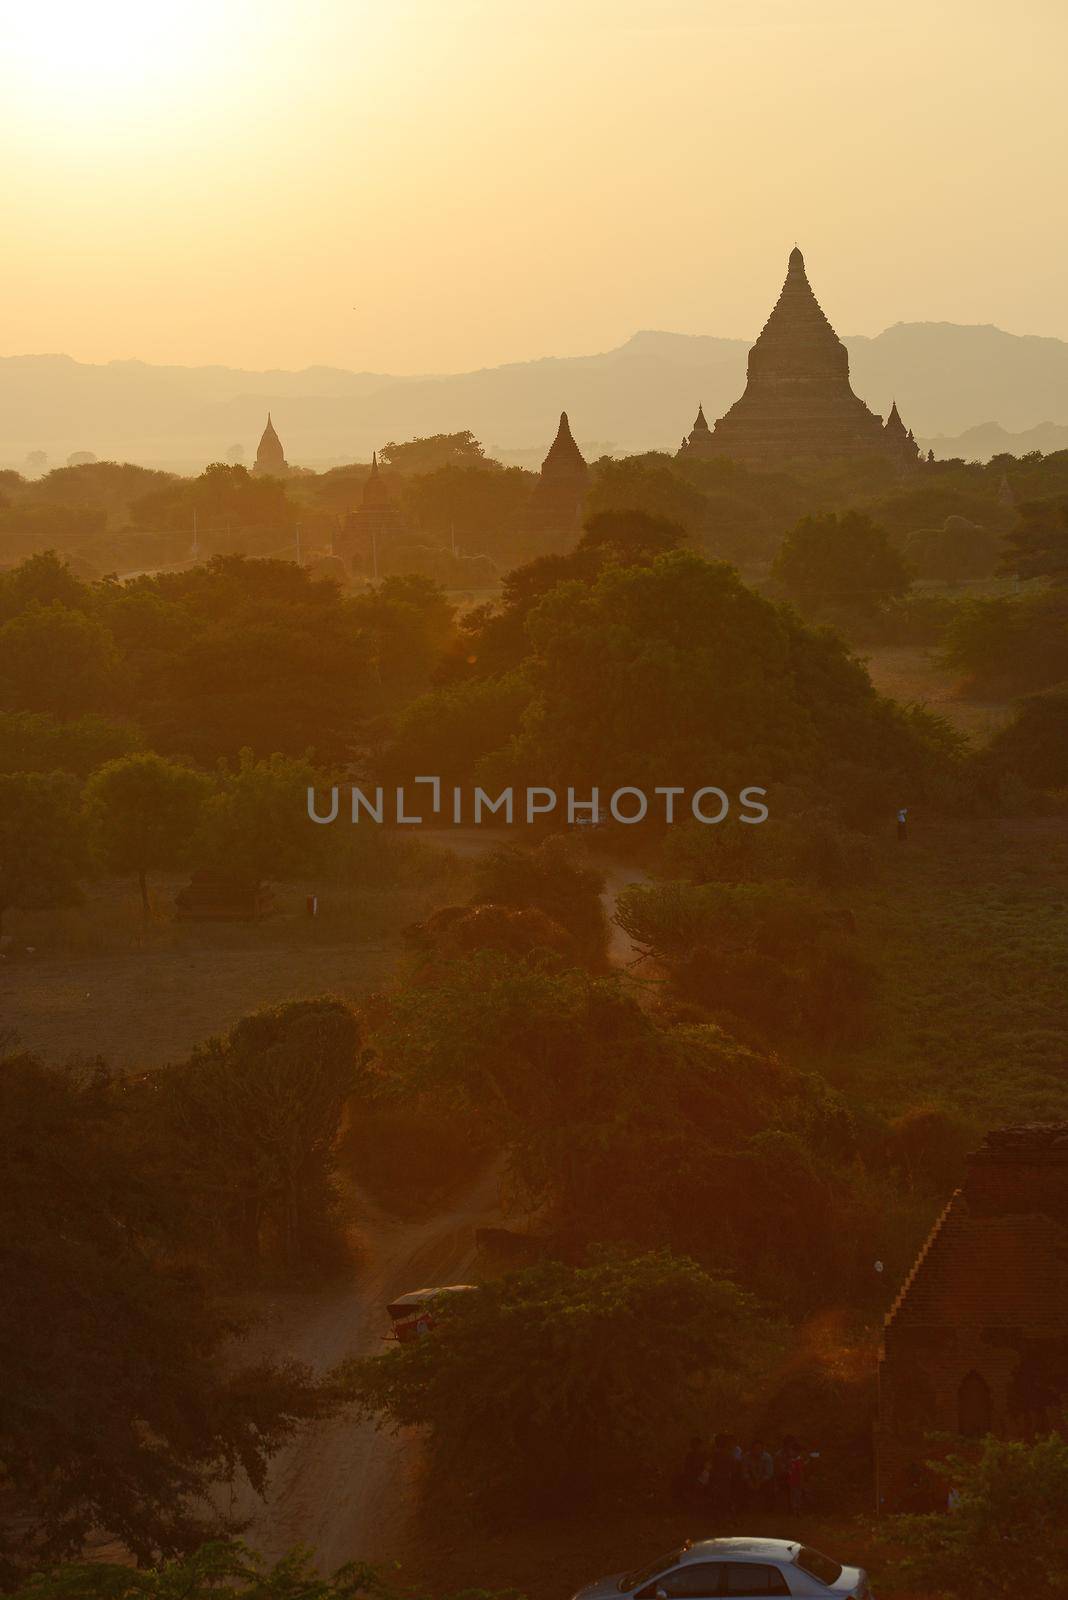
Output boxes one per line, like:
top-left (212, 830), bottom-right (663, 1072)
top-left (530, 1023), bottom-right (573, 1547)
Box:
top-left (3, 321), bottom-right (1068, 470)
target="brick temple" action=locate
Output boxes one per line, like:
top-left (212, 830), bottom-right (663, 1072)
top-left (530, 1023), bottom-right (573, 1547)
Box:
top-left (876, 1123), bottom-right (1068, 1511)
top-left (524, 411), bottom-right (590, 532)
top-left (680, 248), bottom-right (920, 470)
top-left (334, 451), bottom-right (407, 574)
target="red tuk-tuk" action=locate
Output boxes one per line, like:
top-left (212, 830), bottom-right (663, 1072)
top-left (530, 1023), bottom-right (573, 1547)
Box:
top-left (386, 1284), bottom-right (476, 1343)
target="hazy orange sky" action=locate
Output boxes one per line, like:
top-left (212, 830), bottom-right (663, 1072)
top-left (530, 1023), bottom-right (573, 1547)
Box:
top-left (4, 0), bottom-right (1066, 373)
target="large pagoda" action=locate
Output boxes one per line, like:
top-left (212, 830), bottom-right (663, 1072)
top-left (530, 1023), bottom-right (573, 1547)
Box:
top-left (252, 412), bottom-right (290, 476)
top-left (681, 248), bottom-right (919, 469)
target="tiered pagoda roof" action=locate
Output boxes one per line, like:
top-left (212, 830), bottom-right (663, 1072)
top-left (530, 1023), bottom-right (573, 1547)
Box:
top-left (688, 248), bottom-right (919, 468)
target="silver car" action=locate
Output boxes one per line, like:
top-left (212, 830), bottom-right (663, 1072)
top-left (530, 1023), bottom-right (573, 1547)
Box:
top-left (571, 1538), bottom-right (871, 1600)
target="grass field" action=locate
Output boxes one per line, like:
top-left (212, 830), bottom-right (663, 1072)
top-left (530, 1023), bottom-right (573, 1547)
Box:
top-left (862, 641), bottom-right (1013, 745)
top-left (815, 814), bottom-right (1068, 1124)
top-left (0, 863), bottom-right (468, 1069)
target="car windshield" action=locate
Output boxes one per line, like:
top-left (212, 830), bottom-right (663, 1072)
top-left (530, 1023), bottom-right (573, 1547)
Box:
top-left (794, 1548), bottom-right (843, 1587)
top-left (619, 1548), bottom-right (687, 1592)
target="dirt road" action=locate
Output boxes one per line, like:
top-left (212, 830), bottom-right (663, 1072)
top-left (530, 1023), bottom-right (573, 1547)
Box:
top-left (234, 1161), bottom-right (504, 1568)
top-left (231, 833), bottom-right (646, 1569)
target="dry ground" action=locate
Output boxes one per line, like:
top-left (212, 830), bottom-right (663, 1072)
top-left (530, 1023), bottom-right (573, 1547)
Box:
top-left (861, 642), bottom-right (1013, 745)
top-left (0, 872), bottom-right (460, 1068)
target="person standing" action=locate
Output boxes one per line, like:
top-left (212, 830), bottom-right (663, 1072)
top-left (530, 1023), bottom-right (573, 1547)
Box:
top-left (897, 806), bottom-right (909, 842)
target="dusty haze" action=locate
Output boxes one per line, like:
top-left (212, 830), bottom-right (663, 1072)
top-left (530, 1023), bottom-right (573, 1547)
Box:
top-left (4, 0), bottom-right (1068, 372)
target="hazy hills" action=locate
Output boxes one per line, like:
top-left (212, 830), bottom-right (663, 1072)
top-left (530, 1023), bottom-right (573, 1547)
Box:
top-left (3, 321), bottom-right (1068, 471)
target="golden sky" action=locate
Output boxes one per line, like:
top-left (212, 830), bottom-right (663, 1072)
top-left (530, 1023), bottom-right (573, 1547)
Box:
top-left (3, 0), bottom-right (1066, 373)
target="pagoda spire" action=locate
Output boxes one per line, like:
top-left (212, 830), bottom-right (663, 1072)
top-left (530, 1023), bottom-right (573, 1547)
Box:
top-left (885, 400), bottom-right (908, 437)
top-left (253, 411), bottom-right (288, 476)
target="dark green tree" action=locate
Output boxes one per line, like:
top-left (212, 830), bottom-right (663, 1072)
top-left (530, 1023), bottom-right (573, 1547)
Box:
top-left (84, 752), bottom-right (210, 913)
top-left (773, 509), bottom-right (911, 615)
top-left (0, 771), bottom-right (85, 938)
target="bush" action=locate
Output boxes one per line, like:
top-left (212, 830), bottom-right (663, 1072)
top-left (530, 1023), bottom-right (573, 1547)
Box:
top-left (342, 1251), bottom-right (755, 1508)
top-left (894, 1432), bottom-right (1068, 1599)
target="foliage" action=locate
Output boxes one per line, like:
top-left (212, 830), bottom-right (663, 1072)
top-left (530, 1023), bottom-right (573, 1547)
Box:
top-left (586, 459), bottom-right (708, 537)
top-left (660, 810), bottom-right (878, 889)
top-left (982, 690), bottom-right (1068, 790)
top-left (894, 1432), bottom-right (1068, 1599)
top-left (0, 710), bottom-right (143, 776)
top-left (142, 999), bottom-right (363, 1274)
top-left (0, 770), bottom-right (85, 937)
top-left (9, 1542), bottom-right (522, 1600)
top-left (0, 1055), bottom-right (335, 1578)
top-left (196, 749), bottom-right (329, 883)
top-left (0, 602), bottom-right (119, 717)
top-left (0, 551), bottom-right (92, 622)
top-left (772, 510), bottom-right (911, 616)
top-left (385, 670), bottom-right (531, 786)
top-left (84, 752), bottom-right (210, 912)
top-left (379, 431), bottom-right (488, 475)
top-left (615, 878), bottom-right (878, 1045)
top-left (468, 836), bottom-right (608, 965)
top-left (903, 518), bottom-right (999, 582)
top-left (473, 549), bottom-right (950, 820)
top-left (1000, 494), bottom-right (1068, 584)
top-left (342, 1251), bottom-right (755, 1506)
top-left (129, 463), bottom-right (292, 534)
top-left (366, 954), bottom-right (885, 1302)
top-left (943, 588), bottom-right (1068, 694)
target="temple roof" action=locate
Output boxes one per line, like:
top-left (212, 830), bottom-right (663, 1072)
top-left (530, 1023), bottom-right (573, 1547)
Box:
top-left (254, 412), bottom-right (287, 472)
top-left (362, 450), bottom-right (391, 508)
top-left (885, 400), bottom-right (908, 437)
top-left (541, 411), bottom-right (588, 478)
top-left (745, 246), bottom-right (849, 383)
top-left (691, 403), bottom-right (711, 434)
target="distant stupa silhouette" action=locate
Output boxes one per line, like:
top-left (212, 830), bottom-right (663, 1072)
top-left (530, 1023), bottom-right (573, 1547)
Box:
top-left (681, 248), bottom-right (919, 468)
top-left (524, 411), bottom-right (590, 532)
top-left (253, 412), bottom-right (289, 476)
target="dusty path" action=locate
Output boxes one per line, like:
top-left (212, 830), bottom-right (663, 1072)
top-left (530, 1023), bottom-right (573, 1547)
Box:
top-left (230, 833), bottom-right (647, 1569)
top-left (234, 1161), bottom-right (504, 1568)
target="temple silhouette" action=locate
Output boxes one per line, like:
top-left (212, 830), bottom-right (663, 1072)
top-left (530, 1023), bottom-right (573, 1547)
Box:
top-left (333, 451), bottom-right (407, 574)
top-left (679, 247), bottom-right (920, 469)
top-left (252, 412), bottom-right (291, 477)
top-left (524, 411), bottom-right (590, 532)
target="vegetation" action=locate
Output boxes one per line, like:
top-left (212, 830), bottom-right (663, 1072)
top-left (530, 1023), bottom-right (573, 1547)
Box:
top-left (8, 1544), bottom-right (519, 1600)
top-left (344, 1252), bottom-right (755, 1507)
top-left (0, 1048), bottom-right (337, 1579)
top-left (772, 510), bottom-right (911, 617)
top-left (894, 1432), bottom-right (1068, 1599)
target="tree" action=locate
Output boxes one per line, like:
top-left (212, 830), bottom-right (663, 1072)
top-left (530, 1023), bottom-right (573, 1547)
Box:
top-left (894, 1432), bottom-right (1068, 1599)
top-left (0, 711), bottom-right (143, 777)
top-left (0, 772), bottom-right (85, 938)
top-left (196, 750), bottom-right (329, 884)
top-left (470, 548), bottom-right (945, 815)
top-left (84, 752), bottom-right (209, 913)
top-left (1000, 494), bottom-right (1068, 584)
top-left (982, 691), bottom-right (1068, 789)
top-left (0, 551), bottom-right (91, 623)
top-left (0, 602), bottom-right (119, 717)
top-left (378, 431), bottom-right (487, 475)
top-left (342, 1251), bottom-right (754, 1506)
top-left (614, 878), bottom-right (879, 1044)
top-left (469, 836), bottom-right (608, 966)
top-left (772, 510), bottom-right (911, 616)
top-left (147, 999), bottom-right (362, 1273)
top-left (9, 1542), bottom-right (516, 1599)
top-left (0, 1053), bottom-right (335, 1578)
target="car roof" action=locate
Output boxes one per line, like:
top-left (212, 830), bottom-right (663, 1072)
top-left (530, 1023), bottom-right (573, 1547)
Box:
top-left (387, 1285), bottom-right (476, 1311)
top-left (681, 1540), bottom-right (798, 1563)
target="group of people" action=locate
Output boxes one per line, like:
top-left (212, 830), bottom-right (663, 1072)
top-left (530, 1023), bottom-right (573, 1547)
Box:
top-left (674, 1434), bottom-right (812, 1516)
